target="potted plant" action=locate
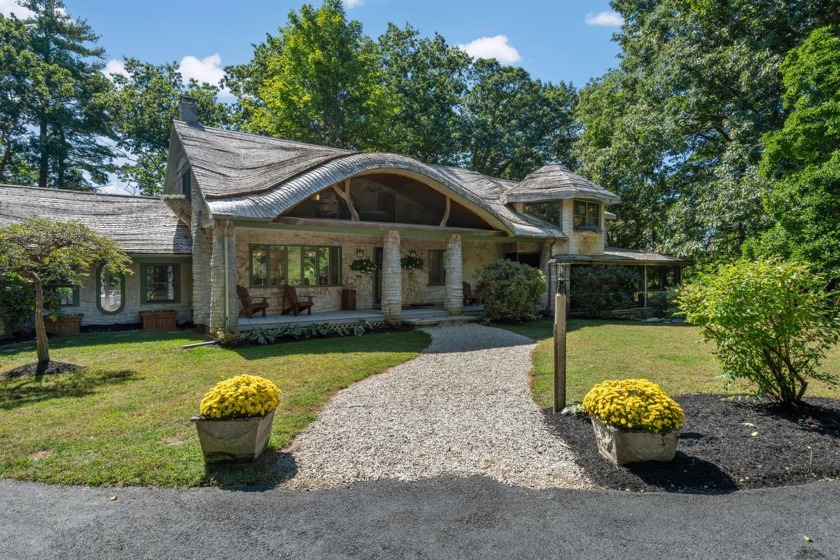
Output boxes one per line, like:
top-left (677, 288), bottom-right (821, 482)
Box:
top-left (581, 378), bottom-right (684, 466)
top-left (43, 312), bottom-right (83, 336)
top-left (400, 254), bottom-right (424, 306)
top-left (191, 374), bottom-right (281, 463)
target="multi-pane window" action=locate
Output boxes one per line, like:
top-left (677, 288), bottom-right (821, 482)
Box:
top-left (523, 201), bottom-right (563, 229)
top-left (428, 250), bottom-right (446, 285)
top-left (573, 201), bottom-right (601, 230)
top-left (250, 244), bottom-right (341, 287)
top-left (47, 284), bottom-right (79, 307)
top-left (142, 264), bottom-right (181, 303)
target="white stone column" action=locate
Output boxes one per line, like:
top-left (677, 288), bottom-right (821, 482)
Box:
top-left (445, 234), bottom-right (463, 315)
top-left (381, 230), bottom-right (402, 323)
top-left (209, 220), bottom-right (239, 333)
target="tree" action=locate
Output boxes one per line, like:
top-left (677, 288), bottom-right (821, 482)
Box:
top-left (677, 259), bottom-right (839, 403)
top-left (20, 0), bottom-right (116, 190)
top-left (0, 219), bottom-right (131, 369)
top-left (226, 0), bottom-right (388, 150)
top-left (377, 23), bottom-right (471, 165)
top-left (574, 0), bottom-right (840, 260)
top-left (0, 14), bottom-right (38, 184)
top-left (751, 26), bottom-right (840, 279)
top-left (111, 59), bottom-right (232, 195)
top-left (463, 59), bottom-right (578, 180)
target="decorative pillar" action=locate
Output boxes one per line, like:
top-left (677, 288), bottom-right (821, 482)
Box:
top-left (445, 234), bottom-right (463, 315)
top-left (381, 230), bottom-right (402, 323)
top-left (209, 220), bottom-right (239, 333)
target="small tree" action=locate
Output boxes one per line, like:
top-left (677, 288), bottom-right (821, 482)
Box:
top-left (0, 218), bottom-right (131, 368)
top-left (476, 260), bottom-right (545, 322)
top-left (676, 258), bottom-right (839, 403)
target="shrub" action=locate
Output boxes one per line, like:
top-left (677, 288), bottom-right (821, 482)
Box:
top-left (199, 374), bottom-right (281, 419)
top-left (582, 379), bottom-right (685, 434)
top-left (676, 258), bottom-right (839, 403)
top-left (0, 273), bottom-right (34, 332)
top-left (570, 265), bottom-right (639, 317)
top-left (646, 287), bottom-right (679, 318)
top-left (476, 259), bottom-right (545, 322)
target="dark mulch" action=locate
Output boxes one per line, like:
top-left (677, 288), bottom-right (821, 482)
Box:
top-left (543, 394), bottom-right (840, 494)
top-left (1, 361), bottom-right (81, 380)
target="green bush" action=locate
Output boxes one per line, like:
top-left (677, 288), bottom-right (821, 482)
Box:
top-left (476, 260), bottom-right (545, 322)
top-left (647, 287), bottom-right (679, 318)
top-left (570, 265), bottom-right (639, 317)
top-left (0, 273), bottom-right (34, 333)
top-left (676, 258), bottom-right (839, 403)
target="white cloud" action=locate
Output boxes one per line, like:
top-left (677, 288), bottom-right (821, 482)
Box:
top-left (342, 0), bottom-right (364, 7)
top-left (584, 11), bottom-right (624, 26)
top-left (103, 59), bottom-right (128, 78)
top-left (178, 54), bottom-right (225, 86)
top-left (178, 53), bottom-right (234, 100)
top-left (457, 35), bottom-right (521, 64)
top-left (0, 0), bottom-right (32, 18)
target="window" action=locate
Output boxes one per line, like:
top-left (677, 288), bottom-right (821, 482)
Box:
top-left (181, 168), bottom-right (191, 199)
top-left (250, 244), bottom-right (341, 287)
top-left (46, 284), bottom-right (79, 307)
top-left (142, 263), bottom-right (181, 303)
top-left (573, 201), bottom-right (601, 230)
top-left (428, 250), bottom-right (446, 285)
top-left (97, 265), bottom-right (125, 315)
top-left (523, 201), bottom-right (563, 229)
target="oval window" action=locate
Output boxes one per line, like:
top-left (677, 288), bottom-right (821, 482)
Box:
top-left (97, 265), bottom-right (125, 314)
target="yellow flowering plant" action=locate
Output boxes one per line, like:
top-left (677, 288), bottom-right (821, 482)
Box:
top-left (199, 374), bottom-right (281, 419)
top-left (582, 379), bottom-right (684, 434)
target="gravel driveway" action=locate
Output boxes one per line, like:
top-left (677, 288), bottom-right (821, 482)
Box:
top-left (286, 324), bottom-right (589, 489)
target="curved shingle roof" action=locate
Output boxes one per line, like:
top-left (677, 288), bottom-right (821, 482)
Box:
top-left (504, 163), bottom-right (620, 204)
top-left (0, 184), bottom-right (192, 254)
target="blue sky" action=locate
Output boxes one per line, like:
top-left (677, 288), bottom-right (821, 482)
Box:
top-left (3, 0), bottom-right (623, 89)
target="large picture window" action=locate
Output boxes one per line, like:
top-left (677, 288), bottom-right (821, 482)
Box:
top-left (523, 201), bottom-right (563, 229)
top-left (46, 284), bottom-right (79, 307)
top-left (573, 201), bottom-right (601, 230)
top-left (142, 263), bottom-right (181, 303)
top-left (250, 244), bottom-right (341, 287)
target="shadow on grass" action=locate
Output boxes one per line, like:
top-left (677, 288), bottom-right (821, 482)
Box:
top-left (0, 368), bottom-right (138, 410)
top-left (230, 330), bottom-right (431, 361)
top-left (201, 449), bottom-right (298, 491)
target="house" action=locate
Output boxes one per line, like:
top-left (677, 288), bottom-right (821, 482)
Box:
top-left (0, 98), bottom-right (689, 335)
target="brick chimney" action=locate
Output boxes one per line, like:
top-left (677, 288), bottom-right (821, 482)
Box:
top-left (179, 95), bottom-right (199, 124)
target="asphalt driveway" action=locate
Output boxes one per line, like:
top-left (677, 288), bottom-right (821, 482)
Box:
top-left (1, 477), bottom-right (838, 559)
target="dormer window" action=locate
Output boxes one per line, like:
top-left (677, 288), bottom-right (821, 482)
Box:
top-left (523, 201), bottom-right (563, 229)
top-left (181, 169), bottom-right (192, 199)
top-left (573, 201), bottom-right (600, 231)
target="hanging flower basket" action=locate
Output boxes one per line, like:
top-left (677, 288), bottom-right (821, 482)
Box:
top-left (400, 254), bottom-right (424, 271)
top-left (349, 258), bottom-right (376, 274)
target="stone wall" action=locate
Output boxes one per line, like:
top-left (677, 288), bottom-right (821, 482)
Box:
top-left (556, 199), bottom-right (606, 255)
top-left (234, 226), bottom-right (506, 313)
top-left (67, 260), bottom-right (193, 326)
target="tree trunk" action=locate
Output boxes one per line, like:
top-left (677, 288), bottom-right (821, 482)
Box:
top-left (33, 279), bottom-right (50, 365)
top-left (0, 139), bottom-right (12, 182)
top-left (38, 120), bottom-right (49, 188)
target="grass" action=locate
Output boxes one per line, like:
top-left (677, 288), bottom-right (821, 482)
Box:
top-left (0, 329), bottom-right (429, 487)
top-left (502, 320), bottom-right (840, 409)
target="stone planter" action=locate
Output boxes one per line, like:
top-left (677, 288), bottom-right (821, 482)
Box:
top-left (590, 416), bottom-right (680, 466)
top-left (191, 409), bottom-right (276, 463)
top-left (140, 310), bottom-right (177, 330)
top-left (44, 315), bottom-right (83, 336)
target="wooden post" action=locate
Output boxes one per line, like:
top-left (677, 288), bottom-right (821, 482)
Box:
top-left (553, 291), bottom-right (567, 413)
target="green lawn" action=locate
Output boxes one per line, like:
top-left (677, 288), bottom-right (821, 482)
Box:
top-left (0, 329), bottom-right (429, 487)
top-left (502, 320), bottom-right (840, 408)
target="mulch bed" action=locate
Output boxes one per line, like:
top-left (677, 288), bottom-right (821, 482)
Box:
top-left (1, 361), bottom-right (81, 380)
top-left (543, 394), bottom-right (840, 493)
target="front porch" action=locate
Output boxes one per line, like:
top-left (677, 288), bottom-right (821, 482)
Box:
top-left (235, 305), bottom-right (484, 330)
